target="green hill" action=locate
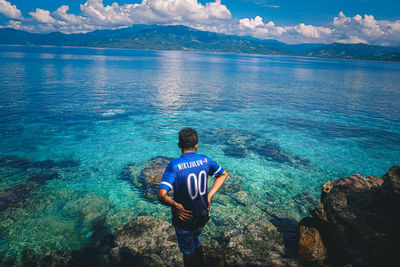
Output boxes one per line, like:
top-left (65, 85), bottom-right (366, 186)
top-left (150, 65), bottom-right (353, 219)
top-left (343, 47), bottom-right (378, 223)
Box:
top-left (0, 25), bottom-right (399, 61)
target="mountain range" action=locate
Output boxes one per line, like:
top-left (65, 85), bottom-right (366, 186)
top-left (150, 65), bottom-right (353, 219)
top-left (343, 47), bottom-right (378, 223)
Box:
top-left (0, 25), bottom-right (399, 61)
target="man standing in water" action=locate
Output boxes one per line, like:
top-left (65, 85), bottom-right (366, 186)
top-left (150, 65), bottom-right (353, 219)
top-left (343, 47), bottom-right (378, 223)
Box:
top-left (158, 127), bottom-right (228, 267)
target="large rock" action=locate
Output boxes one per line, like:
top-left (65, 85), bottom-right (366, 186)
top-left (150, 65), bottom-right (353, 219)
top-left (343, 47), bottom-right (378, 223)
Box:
top-left (382, 166), bottom-right (400, 200)
top-left (298, 166), bottom-right (400, 267)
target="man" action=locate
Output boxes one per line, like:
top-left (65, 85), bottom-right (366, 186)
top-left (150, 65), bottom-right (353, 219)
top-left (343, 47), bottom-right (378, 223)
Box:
top-left (157, 127), bottom-right (228, 267)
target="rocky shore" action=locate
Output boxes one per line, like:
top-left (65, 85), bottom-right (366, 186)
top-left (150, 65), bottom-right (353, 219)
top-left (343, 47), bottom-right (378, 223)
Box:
top-left (298, 166), bottom-right (400, 267)
top-left (2, 152), bottom-right (398, 266)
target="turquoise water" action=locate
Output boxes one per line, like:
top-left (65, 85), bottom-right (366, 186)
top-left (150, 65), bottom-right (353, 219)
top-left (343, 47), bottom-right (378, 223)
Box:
top-left (1, 45), bottom-right (400, 261)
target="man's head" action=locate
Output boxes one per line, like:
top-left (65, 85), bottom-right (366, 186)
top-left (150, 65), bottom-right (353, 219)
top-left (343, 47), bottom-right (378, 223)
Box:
top-left (178, 128), bottom-right (198, 151)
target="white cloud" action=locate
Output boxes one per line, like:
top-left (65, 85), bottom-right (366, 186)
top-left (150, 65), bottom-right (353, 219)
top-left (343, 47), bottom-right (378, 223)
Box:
top-left (331, 12), bottom-right (400, 45)
top-left (237, 16), bottom-right (331, 41)
top-left (53, 5), bottom-right (85, 25)
top-left (293, 23), bottom-right (332, 39)
top-left (335, 35), bottom-right (368, 44)
top-left (78, 0), bottom-right (231, 26)
top-left (239, 16), bottom-right (264, 29)
top-left (29, 8), bottom-right (57, 24)
top-left (0, 0), bottom-right (22, 20)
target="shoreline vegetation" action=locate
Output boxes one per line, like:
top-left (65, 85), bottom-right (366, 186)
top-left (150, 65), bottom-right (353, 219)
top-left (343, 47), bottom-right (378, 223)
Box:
top-left (1, 25), bottom-right (400, 62)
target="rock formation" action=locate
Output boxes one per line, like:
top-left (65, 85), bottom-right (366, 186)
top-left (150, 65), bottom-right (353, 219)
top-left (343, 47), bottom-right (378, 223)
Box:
top-left (298, 166), bottom-right (400, 266)
top-left (120, 156), bottom-right (173, 201)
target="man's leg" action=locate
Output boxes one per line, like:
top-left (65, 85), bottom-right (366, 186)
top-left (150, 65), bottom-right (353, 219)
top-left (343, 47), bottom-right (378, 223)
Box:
top-left (193, 227), bottom-right (205, 267)
top-left (194, 245), bottom-right (205, 267)
top-left (183, 253), bottom-right (196, 267)
top-left (174, 226), bottom-right (197, 267)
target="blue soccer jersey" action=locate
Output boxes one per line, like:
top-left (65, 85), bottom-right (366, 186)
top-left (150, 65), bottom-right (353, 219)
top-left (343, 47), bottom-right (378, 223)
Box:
top-left (159, 152), bottom-right (224, 217)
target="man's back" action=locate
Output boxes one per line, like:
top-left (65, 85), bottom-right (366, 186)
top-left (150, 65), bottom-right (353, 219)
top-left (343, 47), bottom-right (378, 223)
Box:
top-left (160, 152), bottom-right (224, 217)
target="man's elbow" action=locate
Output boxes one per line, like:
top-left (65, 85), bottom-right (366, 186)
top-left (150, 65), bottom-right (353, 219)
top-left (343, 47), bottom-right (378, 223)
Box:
top-left (157, 189), bottom-right (165, 202)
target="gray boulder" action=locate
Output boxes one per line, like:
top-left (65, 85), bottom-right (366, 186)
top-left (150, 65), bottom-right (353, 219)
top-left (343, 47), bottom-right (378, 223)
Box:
top-left (298, 166), bottom-right (400, 267)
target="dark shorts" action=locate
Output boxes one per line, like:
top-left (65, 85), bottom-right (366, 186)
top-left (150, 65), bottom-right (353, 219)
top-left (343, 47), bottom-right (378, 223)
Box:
top-left (173, 225), bottom-right (203, 255)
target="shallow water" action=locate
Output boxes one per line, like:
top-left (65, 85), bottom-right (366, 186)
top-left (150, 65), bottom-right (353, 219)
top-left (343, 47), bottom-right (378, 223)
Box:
top-left (0, 45), bottom-right (399, 261)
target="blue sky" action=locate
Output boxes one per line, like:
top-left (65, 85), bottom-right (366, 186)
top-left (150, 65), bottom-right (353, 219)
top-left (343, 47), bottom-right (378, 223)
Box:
top-left (1, 0), bottom-right (400, 45)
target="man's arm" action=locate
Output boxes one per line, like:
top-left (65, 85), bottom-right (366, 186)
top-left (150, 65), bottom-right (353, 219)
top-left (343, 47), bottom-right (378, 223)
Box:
top-left (157, 189), bottom-right (193, 221)
top-left (207, 170), bottom-right (228, 211)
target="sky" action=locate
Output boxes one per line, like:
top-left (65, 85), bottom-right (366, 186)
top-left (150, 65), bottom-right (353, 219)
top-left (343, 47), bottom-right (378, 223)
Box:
top-left (0, 0), bottom-right (399, 45)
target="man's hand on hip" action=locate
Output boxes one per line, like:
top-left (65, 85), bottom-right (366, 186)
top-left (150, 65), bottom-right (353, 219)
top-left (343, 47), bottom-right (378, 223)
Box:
top-left (174, 203), bottom-right (193, 222)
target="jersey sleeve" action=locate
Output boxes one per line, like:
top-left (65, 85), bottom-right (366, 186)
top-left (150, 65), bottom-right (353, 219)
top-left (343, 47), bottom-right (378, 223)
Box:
top-left (159, 162), bottom-right (176, 192)
top-left (207, 157), bottom-right (224, 178)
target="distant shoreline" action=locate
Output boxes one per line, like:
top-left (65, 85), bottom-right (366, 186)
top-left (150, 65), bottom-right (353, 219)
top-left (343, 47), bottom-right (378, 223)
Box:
top-left (1, 25), bottom-right (399, 62)
top-left (1, 43), bottom-right (399, 64)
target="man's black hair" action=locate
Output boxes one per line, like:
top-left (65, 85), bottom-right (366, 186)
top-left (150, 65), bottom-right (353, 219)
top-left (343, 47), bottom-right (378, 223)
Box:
top-left (178, 128), bottom-right (198, 150)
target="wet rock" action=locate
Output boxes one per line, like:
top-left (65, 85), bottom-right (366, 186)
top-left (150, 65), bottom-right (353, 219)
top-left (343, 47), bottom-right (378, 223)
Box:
top-left (382, 165), bottom-right (400, 200)
top-left (222, 219), bottom-right (300, 266)
top-left (298, 166), bottom-right (400, 267)
top-left (39, 250), bottom-right (74, 267)
top-left (204, 248), bottom-right (226, 267)
top-left (297, 217), bottom-right (327, 265)
top-left (205, 209), bottom-right (300, 266)
top-left (111, 216), bottom-right (182, 267)
top-left (120, 157), bottom-right (173, 202)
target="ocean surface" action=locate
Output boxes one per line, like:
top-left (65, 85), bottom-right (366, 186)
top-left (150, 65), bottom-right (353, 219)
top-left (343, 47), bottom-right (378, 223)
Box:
top-left (1, 45), bottom-right (400, 262)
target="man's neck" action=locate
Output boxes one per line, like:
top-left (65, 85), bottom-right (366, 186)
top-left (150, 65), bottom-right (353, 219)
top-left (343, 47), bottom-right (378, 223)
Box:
top-left (182, 149), bottom-right (196, 154)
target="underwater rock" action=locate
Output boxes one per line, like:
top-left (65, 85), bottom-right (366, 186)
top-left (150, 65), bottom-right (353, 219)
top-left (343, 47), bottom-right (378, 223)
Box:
top-left (250, 141), bottom-right (311, 167)
top-left (0, 182), bottom-right (35, 210)
top-left (221, 219), bottom-right (300, 266)
top-left (32, 159), bottom-right (80, 169)
top-left (200, 127), bottom-right (312, 167)
top-left (0, 157), bottom-right (65, 212)
top-left (0, 155), bottom-right (80, 170)
top-left (201, 128), bottom-right (258, 158)
top-left (218, 171), bottom-right (245, 195)
top-left (120, 156), bottom-right (173, 202)
top-left (298, 166), bottom-right (400, 267)
top-left (0, 155), bottom-right (33, 168)
top-left (31, 216), bottom-right (115, 267)
top-left (293, 192), bottom-right (319, 216)
top-left (27, 170), bottom-right (59, 185)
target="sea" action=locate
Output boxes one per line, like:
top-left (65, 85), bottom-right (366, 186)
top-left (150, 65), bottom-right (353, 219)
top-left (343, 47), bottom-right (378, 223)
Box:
top-left (0, 45), bottom-right (399, 262)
